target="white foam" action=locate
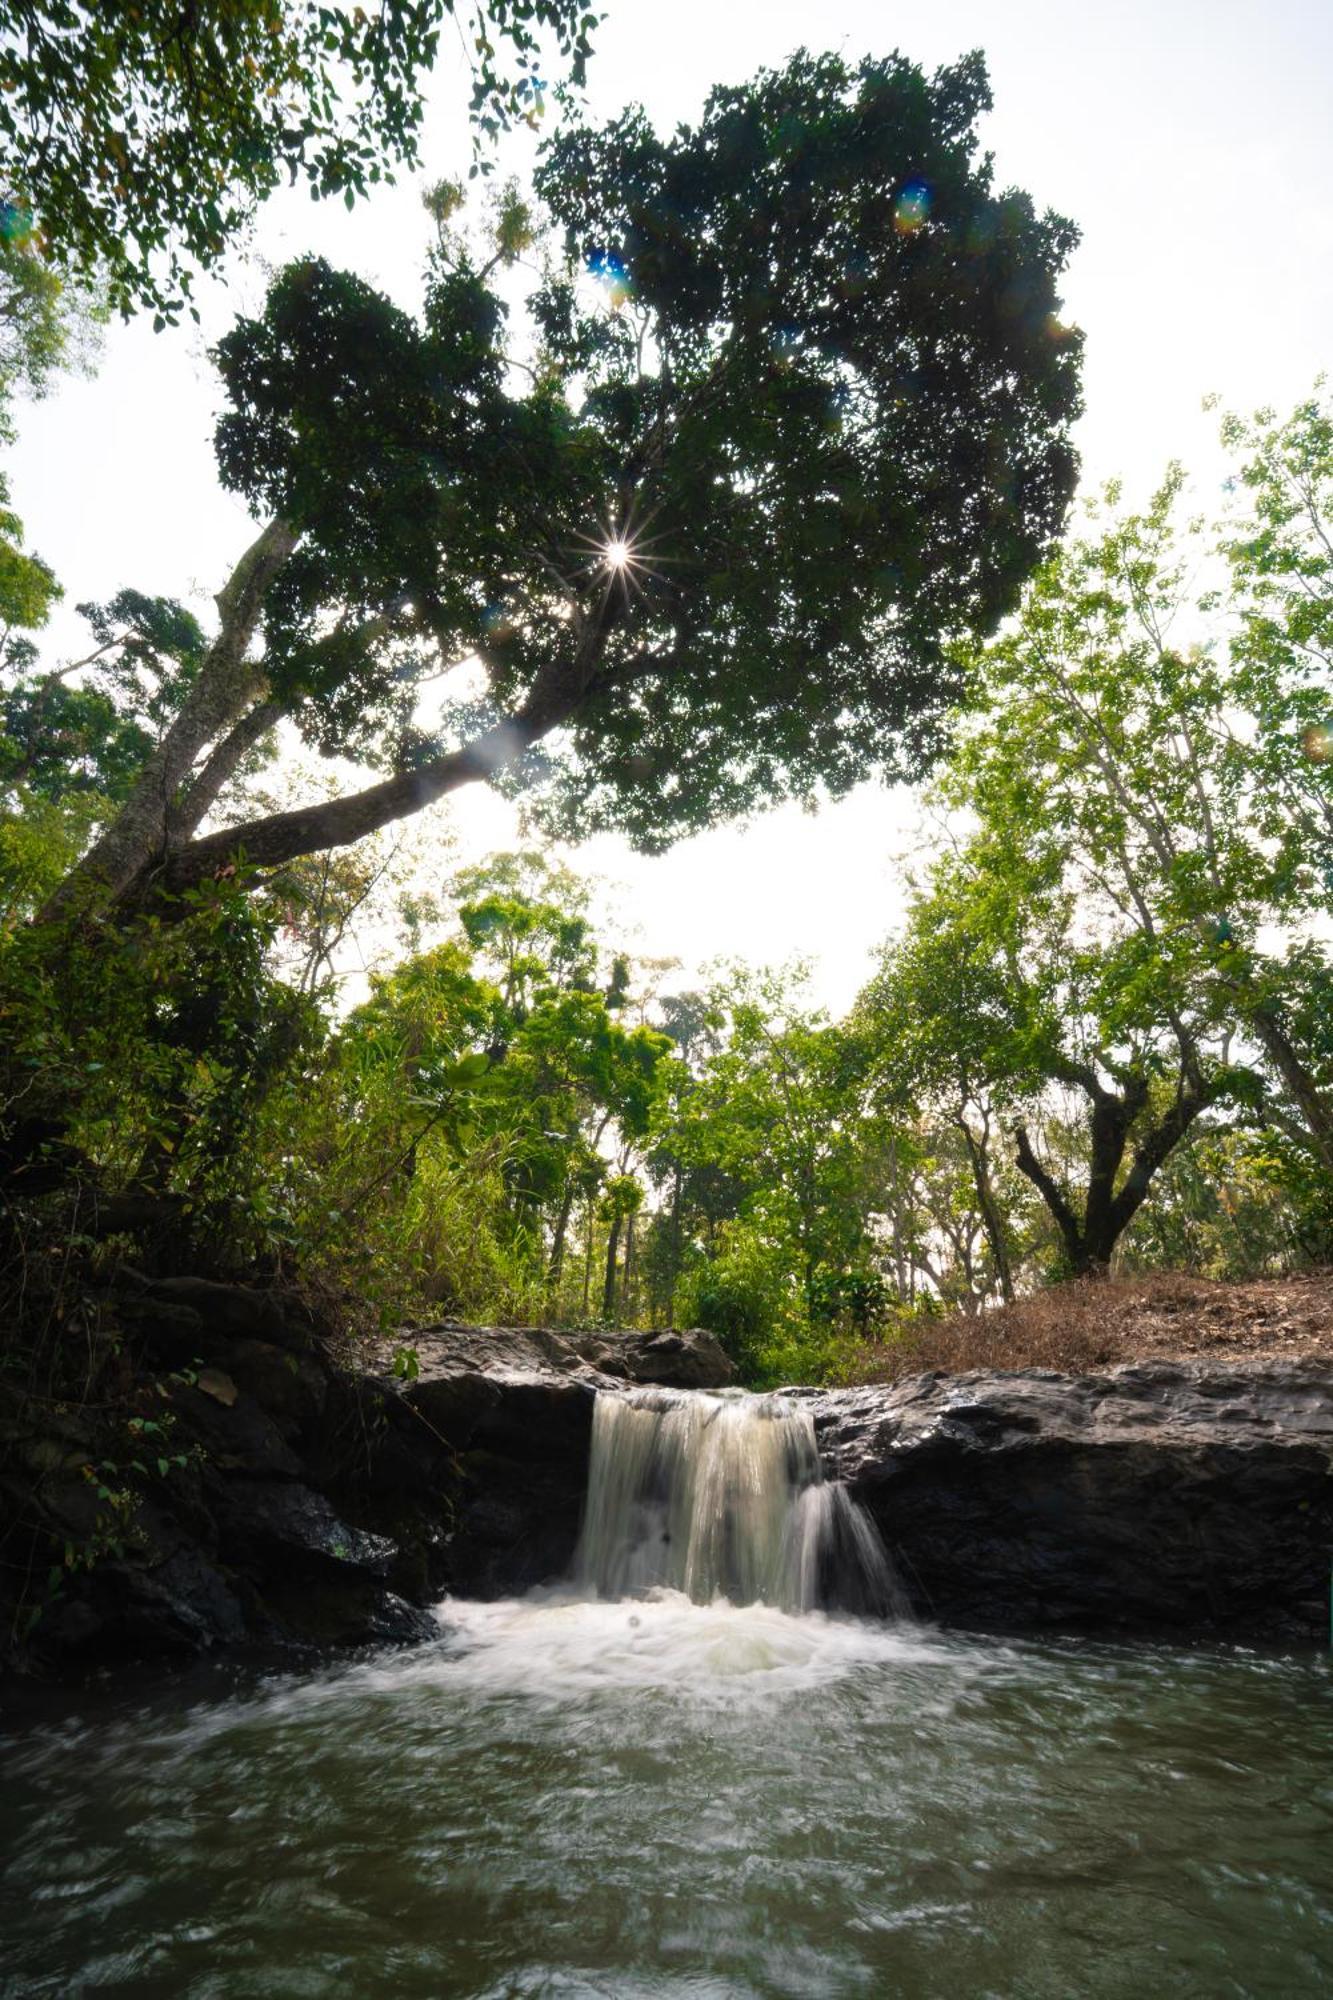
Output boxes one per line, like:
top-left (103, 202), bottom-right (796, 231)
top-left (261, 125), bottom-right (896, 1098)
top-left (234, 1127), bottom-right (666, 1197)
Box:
top-left (431, 1587), bottom-right (948, 1701)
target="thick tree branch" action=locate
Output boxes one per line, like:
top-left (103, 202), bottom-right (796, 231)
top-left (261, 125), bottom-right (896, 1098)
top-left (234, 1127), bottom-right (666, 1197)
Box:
top-left (954, 1107), bottom-right (1014, 1303)
top-left (167, 698), bottom-right (283, 843)
top-left (1012, 1121), bottom-right (1083, 1266)
top-left (42, 517), bottom-right (297, 917)
top-left (1105, 1075), bottom-right (1213, 1242)
top-left (148, 623), bottom-right (620, 903)
top-left (1246, 1001), bottom-right (1333, 1171)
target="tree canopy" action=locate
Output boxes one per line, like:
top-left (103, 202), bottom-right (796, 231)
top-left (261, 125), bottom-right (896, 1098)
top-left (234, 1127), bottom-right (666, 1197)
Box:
top-left (0, 0), bottom-right (597, 318)
top-left (3, 400), bottom-right (1332, 1389)
top-left (47, 49), bottom-right (1081, 923)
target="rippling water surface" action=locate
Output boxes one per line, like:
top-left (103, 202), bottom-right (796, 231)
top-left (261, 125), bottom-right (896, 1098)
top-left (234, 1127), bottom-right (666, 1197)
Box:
top-left (2, 1593), bottom-right (1331, 1998)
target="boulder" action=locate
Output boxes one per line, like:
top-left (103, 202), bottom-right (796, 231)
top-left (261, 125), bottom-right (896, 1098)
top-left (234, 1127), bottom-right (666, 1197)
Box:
top-left (569, 1327), bottom-right (736, 1388)
top-left (396, 1320), bottom-right (733, 1425)
top-left (16, 1310), bottom-right (1328, 1677)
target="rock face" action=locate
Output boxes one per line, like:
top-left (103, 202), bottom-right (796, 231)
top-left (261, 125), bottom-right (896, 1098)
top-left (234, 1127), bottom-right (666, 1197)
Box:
top-left (396, 1322), bottom-right (734, 1596)
top-left (7, 1299), bottom-right (1329, 1673)
top-left (798, 1360), bottom-right (1333, 1643)
top-left (413, 1348), bottom-right (1332, 1643)
top-left (1, 1309), bottom-right (732, 1675)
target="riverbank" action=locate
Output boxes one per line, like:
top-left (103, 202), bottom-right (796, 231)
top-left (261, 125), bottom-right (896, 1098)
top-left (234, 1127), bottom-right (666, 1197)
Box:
top-left (839, 1272), bottom-right (1333, 1381)
top-left (5, 1288), bottom-right (1331, 1679)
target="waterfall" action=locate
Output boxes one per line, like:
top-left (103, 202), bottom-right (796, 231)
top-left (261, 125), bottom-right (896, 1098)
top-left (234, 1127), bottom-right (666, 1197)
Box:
top-left (574, 1386), bottom-right (908, 1619)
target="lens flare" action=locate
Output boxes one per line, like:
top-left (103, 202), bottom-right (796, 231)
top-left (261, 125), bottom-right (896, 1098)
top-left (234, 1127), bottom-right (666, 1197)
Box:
top-left (894, 179), bottom-right (931, 234)
top-left (769, 324), bottom-right (802, 367)
top-left (0, 200), bottom-right (34, 246)
top-left (1301, 723), bottom-right (1333, 763)
top-left (568, 492), bottom-right (683, 605)
top-left (587, 248), bottom-right (633, 312)
top-left (480, 600), bottom-right (516, 642)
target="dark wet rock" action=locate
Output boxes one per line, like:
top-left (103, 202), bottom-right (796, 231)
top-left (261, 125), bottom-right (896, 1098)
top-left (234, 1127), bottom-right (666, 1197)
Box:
top-left (169, 1382), bottom-right (304, 1479)
top-left (797, 1360), bottom-right (1333, 1643)
top-left (11, 1312), bottom-right (1326, 1678)
top-left (111, 1270), bottom-right (312, 1362)
top-left (215, 1339), bottom-right (328, 1437)
top-left (400, 1320), bottom-right (734, 1409)
top-left (39, 1546), bottom-right (249, 1659)
top-left (447, 1447), bottom-right (590, 1597)
top-left (422, 1352), bottom-right (1333, 1641)
top-left (211, 1477), bottom-right (395, 1573)
top-left (373, 1322), bottom-right (733, 1595)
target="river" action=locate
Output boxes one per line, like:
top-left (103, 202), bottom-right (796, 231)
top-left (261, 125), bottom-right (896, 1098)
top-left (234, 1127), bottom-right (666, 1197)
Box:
top-left (2, 1385), bottom-right (1330, 1996)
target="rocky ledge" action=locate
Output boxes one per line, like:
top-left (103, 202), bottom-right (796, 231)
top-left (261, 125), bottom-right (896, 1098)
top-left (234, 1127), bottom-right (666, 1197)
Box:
top-left (0, 1302), bottom-right (732, 1675)
top-left (4, 1298), bottom-right (1328, 1674)
top-left (798, 1360), bottom-right (1333, 1644)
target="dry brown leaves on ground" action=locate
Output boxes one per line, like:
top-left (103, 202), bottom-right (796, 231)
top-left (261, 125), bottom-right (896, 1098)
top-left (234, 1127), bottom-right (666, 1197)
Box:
top-left (840, 1271), bottom-right (1333, 1384)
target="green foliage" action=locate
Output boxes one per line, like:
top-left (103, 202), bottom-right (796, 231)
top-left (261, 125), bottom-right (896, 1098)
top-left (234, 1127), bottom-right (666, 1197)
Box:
top-left (1122, 1124), bottom-right (1331, 1280)
top-left (56, 44), bottom-right (1078, 913)
top-left (0, 222), bottom-right (109, 794)
top-left (1, 591), bottom-right (206, 810)
top-left (0, 226), bottom-right (105, 407)
top-left (857, 401), bottom-right (1333, 1276)
top-left (0, 0), bottom-right (598, 319)
top-left (524, 50), bottom-right (1082, 844)
top-left (0, 882), bottom-right (323, 1242)
top-left (0, 787), bottom-right (105, 925)
top-left (234, 867), bottom-right (675, 1329)
top-left (678, 1221), bottom-right (791, 1377)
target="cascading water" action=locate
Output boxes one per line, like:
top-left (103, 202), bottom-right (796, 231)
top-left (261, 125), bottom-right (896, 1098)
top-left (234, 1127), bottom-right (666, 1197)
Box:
top-left (574, 1385), bottom-right (908, 1618)
top-left (5, 1388), bottom-right (1328, 1996)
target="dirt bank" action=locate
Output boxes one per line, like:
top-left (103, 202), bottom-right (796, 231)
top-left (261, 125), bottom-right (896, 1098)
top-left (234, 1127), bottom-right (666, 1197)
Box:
top-left (842, 1272), bottom-right (1333, 1383)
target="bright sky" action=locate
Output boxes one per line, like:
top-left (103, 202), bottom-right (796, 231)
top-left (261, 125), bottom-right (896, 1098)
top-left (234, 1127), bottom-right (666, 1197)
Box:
top-left (12, 0), bottom-right (1333, 1008)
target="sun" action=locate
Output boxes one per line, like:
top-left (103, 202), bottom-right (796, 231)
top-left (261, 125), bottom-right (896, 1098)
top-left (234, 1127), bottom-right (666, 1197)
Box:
top-left (568, 504), bottom-right (681, 601)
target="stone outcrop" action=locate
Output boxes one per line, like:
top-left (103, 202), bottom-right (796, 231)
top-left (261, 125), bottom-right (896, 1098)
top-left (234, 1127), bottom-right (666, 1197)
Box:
top-left (798, 1360), bottom-right (1333, 1642)
top-left (1, 1305), bottom-right (732, 1674)
top-left (394, 1322), bottom-right (734, 1595)
top-left (417, 1347), bottom-right (1333, 1643)
top-left (6, 1296), bottom-right (1328, 1673)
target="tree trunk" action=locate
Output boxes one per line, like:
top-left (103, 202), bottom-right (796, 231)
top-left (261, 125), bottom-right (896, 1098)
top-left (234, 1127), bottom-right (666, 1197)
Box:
top-left (955, 1113), bottom-right (1014, 1304)
top-left (42, 519), bottom-right (297, 919)
top-left (602, 1214), bottom-right (622, 1320)
top-left (547, 1179), bottom-right (575, 1294)
top-left (1014, 1067), bottom-right (1211, 1275)
top-left (1013, 1121), bottom-right (1091, 1272)
top-left (582, 1199), bottom-right (595, 1317)
top-left (167, 699), bottom-right (284, 843)
top-left (47, 572), bottom-right (627, 925)
top-left (1248, 1003), bottom-right (1333, 1173)
top-left (622, 1209), bottom-right (637, 1322)
top-left (667, 1161), bottom-right (683, 1326)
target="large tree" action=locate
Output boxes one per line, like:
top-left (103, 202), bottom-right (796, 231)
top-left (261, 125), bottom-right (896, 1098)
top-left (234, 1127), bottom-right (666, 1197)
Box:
top-left (867, 839), bottom-right (1229, 1279)
top-left (47, 50), bottom-right (1082, 922)
top-left (0, 0), bottom-right (596, 318)
top-left (861, 402), bottom-right (1333, 1274)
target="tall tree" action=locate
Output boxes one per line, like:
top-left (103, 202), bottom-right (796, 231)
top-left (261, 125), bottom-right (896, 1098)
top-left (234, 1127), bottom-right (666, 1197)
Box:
top-left (943, 436), bottom-right (1333, 1175)
top-left (1215, 392), bottom-right (1333, 1165)
top-left (860, 405), bottom-right (1333, 1275)
top-left (857, 918), bottom-right (1021, 1300)
top-left (48, 50), bottom-right (1082, 921)
top-left (871, 845), bottom-right (1228, 1278)
top-left (663, 967), bottom-right (872, 1313)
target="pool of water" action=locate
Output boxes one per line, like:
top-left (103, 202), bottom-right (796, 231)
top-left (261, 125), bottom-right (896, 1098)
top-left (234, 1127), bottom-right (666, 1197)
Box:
top-left (2, 1592), bottom-right (1331, 1998)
